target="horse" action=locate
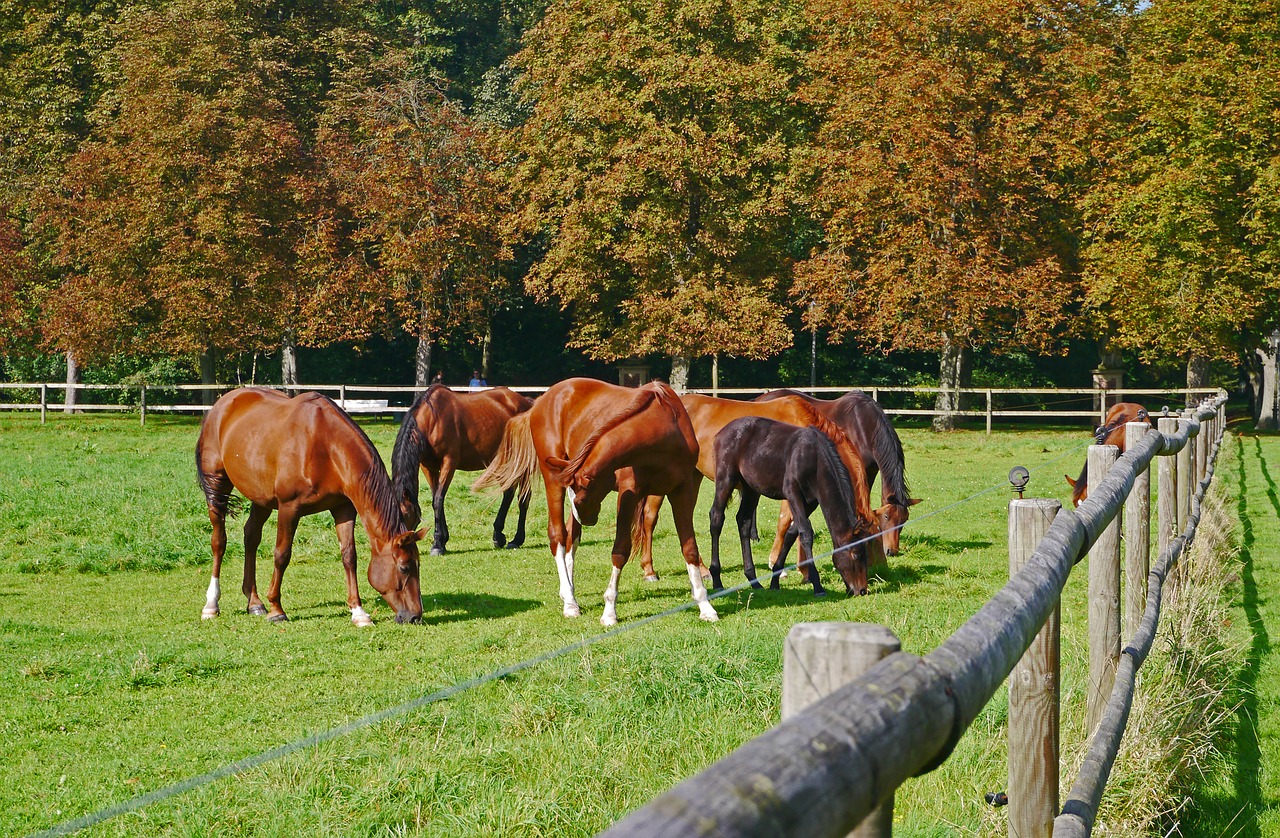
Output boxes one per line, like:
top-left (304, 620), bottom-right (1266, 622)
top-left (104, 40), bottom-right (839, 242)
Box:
top-left (755, 389), bottom-right (919, 558)
top-left (1064, 402), bottom-right (1151, 507)
top-left (196, 388), bottom-right (425, 626)
top-left (709, 417), bottom-right (874, 596)
top-left (391, 384), bottom-right (535, 555)
top-left (633, 392), bottom-right (882, 581)
top-left (475, 378), bottom-right (718, 625)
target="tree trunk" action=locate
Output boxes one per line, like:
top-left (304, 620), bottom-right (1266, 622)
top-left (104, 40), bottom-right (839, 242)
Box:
top-left (64, 351), bottom-right (79, 413)
top-left (1258, 345), bottom-right (1279, 431)
top-left (281, 333), bottom-right (298, 388)
top-left (932, 333), bottom-right (968, 432)
top-left (1186, 353), bottom-right (1210, 405)
top-left (200, 346), bottom-right (217, 406)
top-left (481, 322), bottom-right (493, 381)
top-left (669, 354), bottom-right (691, 392)
top-left (1246, 351), bottom-right (1263, 424)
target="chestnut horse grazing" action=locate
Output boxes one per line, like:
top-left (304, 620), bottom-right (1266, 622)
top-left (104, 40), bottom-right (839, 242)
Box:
top-left (475, 378), bottom-right (718, 625)
top-left (391, 384), bottom-right (535, 555)
top-left (756, 389), bottom-right (919, 558)
top-left (1064, 402), bottom-right (1151, 507)
top-left (634, 392), bottom-right (882, 581)
top-left (709, 417), bottom-right (873, 596)
top-left (196, 388), bottom-right (425, 625)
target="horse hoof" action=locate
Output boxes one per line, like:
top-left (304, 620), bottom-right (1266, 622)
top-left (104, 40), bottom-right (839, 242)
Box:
top-left (247, 605), bottom-right (268, 616)
top-left (643, 574), bottom-right (660, 583)
top-left (201, 606), bottom-right (219, 620)
top-left (699, 606), bottom-right (720, 622)
top-left (504, 539), bottom-right (524, 550)
top-left (430, 547), bottom-right (445, 557)
top-left (563, 604), bottom-right (581, 618)
top-left (267, 612), bottom-right (289, 623)
top-left (352, 615), bottom-right (374, 627)
top-left (813, 590), bottom-right (827, 597)
top-left (600, 614), bottom-right (618, 627)
top-left (492, 534), bottom-right (507, 549)
top-left (749, 580), bottom-right (763, 590)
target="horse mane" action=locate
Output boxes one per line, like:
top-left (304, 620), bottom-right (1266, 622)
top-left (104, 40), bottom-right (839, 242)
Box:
top-left (832, 392), bottom-right (911, 506)
top-left (301, 393), bottom-right (405, 533)
top-left (391, 385), bottom-right (449, 518)
top-left (559, 384), bottom-right (664, 481)
top-left (809, 428), bottom-right (868, 537)
top-left (802, 406), bottom-right (874, 525)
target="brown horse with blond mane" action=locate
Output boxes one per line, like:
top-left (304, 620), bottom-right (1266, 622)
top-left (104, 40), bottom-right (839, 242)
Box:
top-left (633, 392), bottom-right (882, 584)
top-left (391, 384), bottom-right (534, 555)
top-left (475, 378), bottom-right (718, 625)
top-left (1064, 402), bottom-right (1151, 507)
top-left (196, 388), bottom-right (425, 626)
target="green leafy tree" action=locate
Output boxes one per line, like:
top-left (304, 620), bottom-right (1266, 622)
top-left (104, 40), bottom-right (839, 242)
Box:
top-left (797, 0), bottom-right (1119, 426)
top-left (509, 0), bottom-right (808, 387)
top-left (1082, 0), bottom-right (1280, 392)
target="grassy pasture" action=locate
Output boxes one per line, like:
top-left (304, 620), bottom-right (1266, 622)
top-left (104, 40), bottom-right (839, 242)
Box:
top-left (0, 412), bottom-right (1110, 837)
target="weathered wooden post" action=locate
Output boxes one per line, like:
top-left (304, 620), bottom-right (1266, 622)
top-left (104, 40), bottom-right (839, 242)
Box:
top-left (1176, 416), bottom-right (1193, 533)
top-left (340, 384), bottom-right (347, 407)
top-left (1195, 407), bottom-right (1208, 485)
top-left (783, 623), bottom-right (901, 837)
top-left (1124, 422), bottom-right (1151, 641)
top-left (1008, 498), bottom-right (1061, 838)
top-left (1156, 414), bottom-right (1178, 557)
top-left (139, 384), bottom-right (147, 427)
top-left (39, 383), bottom-right (47, 424)
top-left (1087, 444), bottom-right (1120, 732)
top-left (986, 389), bottom-right (994, 435)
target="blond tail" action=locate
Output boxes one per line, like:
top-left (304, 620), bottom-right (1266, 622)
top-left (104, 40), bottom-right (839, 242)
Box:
top-left (474, 412), bottom-right (537, 498)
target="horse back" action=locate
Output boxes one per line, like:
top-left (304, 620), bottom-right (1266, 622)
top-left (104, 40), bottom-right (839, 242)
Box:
top-left (202, 388), bottom-right (368, 508)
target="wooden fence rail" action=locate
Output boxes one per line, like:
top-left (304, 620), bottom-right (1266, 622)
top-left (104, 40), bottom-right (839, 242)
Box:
top-left (0, 381), bottom-right (1223, 431)
top-left (598, 394), bottom-right (1227, 838)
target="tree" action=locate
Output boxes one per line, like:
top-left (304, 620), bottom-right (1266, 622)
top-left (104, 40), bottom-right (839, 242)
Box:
top-left (44, 0), bottom-right (361, 385)
top-left (509, 0), bottom-right (807, 387)
top-left (1081, 0), bottom-right (1280, 395)
top-left (319, 59), bottom-right (512, 387)
top-left (797, 0), bottom-right (1119, 426)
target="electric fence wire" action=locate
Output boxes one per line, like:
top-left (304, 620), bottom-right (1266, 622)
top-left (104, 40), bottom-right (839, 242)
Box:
top-left (25, 436), bottom-right (1097, 838)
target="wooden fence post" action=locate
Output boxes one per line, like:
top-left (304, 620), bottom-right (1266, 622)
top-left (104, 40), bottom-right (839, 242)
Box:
top-left (1087, 444), bottom-right (1121, 733)
top-left (139, 384), bottom-right (146, 427)
top-left (986, 389), bottom-right (993, 435)
top-left (1157, 415), bottom-right (1178, 557)
top-left (1195, 409), bottom-right (1208, 484)
top-left (1124, 422), bottom-right (1151, 642)
top-left (39, 383), bottom-right (47, 424)
top-left (1176, 416), bottom-right (1192, 533)
top-left (783, 623), bottom-right (901, 838)
top-left (1008, 498), bottom-right (1061, 838)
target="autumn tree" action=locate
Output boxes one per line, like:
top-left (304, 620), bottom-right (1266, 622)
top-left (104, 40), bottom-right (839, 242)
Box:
top-left (1081, 0), bottom-right (1280, 398)
top-left (319, 60), bottom-right (511, 386)
top-left (509, 0), bottom-right (807, 388)
top-left (798, 0), bottom-right (1120, 427)
top-left (45, 0), bottom-right (371, 386)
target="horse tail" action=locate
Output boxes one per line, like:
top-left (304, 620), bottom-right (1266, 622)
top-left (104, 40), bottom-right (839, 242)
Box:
top-left (474, 411), bottom-right (536, 498)
top-left (629, 494), bottom-right (652, 558)
top-left (560, 386), bottom-right (661, 480)
top-left (195, 421), bottom-right (235, 518)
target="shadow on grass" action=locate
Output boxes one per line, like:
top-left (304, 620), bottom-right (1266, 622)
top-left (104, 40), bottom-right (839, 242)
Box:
top-left (1184, 435), bottom-right (1269, 836)
top-left (291, 592), bottom-right (541, 626)
top-left (901, 533), bottom-right (995, 552)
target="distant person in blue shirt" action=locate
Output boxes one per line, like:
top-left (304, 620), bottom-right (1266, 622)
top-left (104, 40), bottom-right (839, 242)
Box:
top-left (470, 370), bottom-right (487, 388)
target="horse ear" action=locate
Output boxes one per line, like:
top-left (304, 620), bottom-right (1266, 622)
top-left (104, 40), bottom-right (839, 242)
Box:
top-left (1064, 475), bottom-right (1077, 488)
top-left (394, 529), bottom-right (427, 548)
top-left (400, 498), bottom-right (421, 529)
top-left (907, 498), bottom-right (922, 507)
top-left (544, 456), bottom-right (573, 486)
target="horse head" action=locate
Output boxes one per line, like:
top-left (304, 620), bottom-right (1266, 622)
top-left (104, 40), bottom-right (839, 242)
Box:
top-left (875, 497), bottom-right (921, 556)
top-left (545, 456), bottom-right (615, 527)
top-left (367, 528), bottom-right (426, 623)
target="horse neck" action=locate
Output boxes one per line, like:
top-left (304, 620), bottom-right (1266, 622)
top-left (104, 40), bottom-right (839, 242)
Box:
top-left (340, 445), bottom-right (404, 543)
top-left (391, 403), bottom-right (430, 506)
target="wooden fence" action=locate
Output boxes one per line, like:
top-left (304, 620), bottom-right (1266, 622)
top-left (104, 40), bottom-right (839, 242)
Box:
top-left (598, 393), bottom-right (1228, 838)
top-left (0, 381), bottom-right (1223, 432)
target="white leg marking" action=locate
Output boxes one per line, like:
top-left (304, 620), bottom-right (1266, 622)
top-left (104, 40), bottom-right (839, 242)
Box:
top-left (350, 606), bottom-right (373, 627)
top-left (554, 544), bottom-right (580, 618)
top-left (687, 564), bottom-right (719, 622)
top-left (601, 565), bottom-right (622, 626)
top-left (201, 576), bottom-right (221, 619)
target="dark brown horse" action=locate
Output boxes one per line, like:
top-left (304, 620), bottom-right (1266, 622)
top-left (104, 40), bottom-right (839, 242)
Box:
top-left (755, 389), bottom-right (919, 558)
top-left (633, 392), bottom-right (882, 581)
top-left (196, 388), bottom-right (425, 625)
top-left (392, 384), bottom-right (535, 555)
top-left (1065, 402), bottom-right (1151, 507)
top-left (710, 417), bottom-right (874, 596)
top-left (475, 378), bottom-right (718, 625)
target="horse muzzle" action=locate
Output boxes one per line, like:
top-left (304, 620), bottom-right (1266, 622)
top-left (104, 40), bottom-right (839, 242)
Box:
top-left (395, 610), bottom-right (423, 624)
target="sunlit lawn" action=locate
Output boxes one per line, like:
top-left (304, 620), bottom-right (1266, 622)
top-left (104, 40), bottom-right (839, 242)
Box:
top-left (0, 412), bottom-right (1111, 836)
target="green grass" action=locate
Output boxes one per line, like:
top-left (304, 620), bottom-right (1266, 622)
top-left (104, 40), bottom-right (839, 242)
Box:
top-left (0, 413), bottom-right (1138, 836)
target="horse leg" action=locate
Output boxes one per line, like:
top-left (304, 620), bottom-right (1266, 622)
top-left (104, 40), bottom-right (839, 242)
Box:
top-left (241, 503), bottom-right (271, 616)
top-left (429, 462), bottom-right (454, 556)
top-left (707, 472), bottom-right (739, 592)
top-left (493, 487), bottom-right (514, 548)
top-left (639, 494), bottom-right (664, 581)
top-left (264, 505), bottom-right (301, 622)
top-left (333, 502), bottom-right (372, 627)
top-left (766, 501), bottom-right (795, 582)
top-left (789, 497), bottom-right (825, 596)
top-left (736, 490), bottom-right (763, 588)
top-left (601, 490), bottom-right (638, 626)
top-left (203, 505), bottom-right (227, 619)
top-left (670, 477), bottom-right (718, 622)
top-left (506, 489), bottom-right (529, 549)
top-left (547, 485), bottom-right (580, 618)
